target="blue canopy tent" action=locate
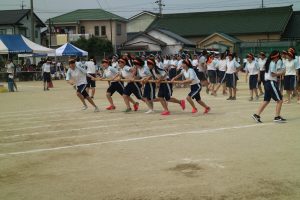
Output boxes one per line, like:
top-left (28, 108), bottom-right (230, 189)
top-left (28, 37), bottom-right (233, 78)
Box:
top-left (51, 43), bottom-right (88, 57)
top-left (0, 35), bottom-right (54, 56)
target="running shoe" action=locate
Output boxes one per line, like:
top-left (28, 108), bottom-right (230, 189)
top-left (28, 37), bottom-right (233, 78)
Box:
top-left (226, 96), bottom-right (233, 100)
top-left (145, 109), bottom-right (154, 114)
top-left (82, 105), bottom-right (88, 110)
top-left (274, 116), bottom-right (287, 123)
top-left (255, 96), bottom-right (259, 101)
top-left (252, 114), bottom-right (262, 123)
top-left (106, 105), bottom-right (116, 110)
top-left (133, 102), bottom-right (139, 111)
top-left (204, 107), bottom-right (211, 114)
top-left (192, 108), bottom-right (198, 113)
top-left (94, 107), bottom-right (100, 112)
top-left (180, 100), bottom-right (186, 110)
top-left (161, 111), bottom-right (170, 116)
top-left (231, 96), bottom-right (236, 100)
top-left (248, 97), bottom-right (253, 101)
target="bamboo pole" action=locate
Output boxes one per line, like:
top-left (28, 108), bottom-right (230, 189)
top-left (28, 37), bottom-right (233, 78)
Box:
top-left (95, 78), bottom-right (184, 84)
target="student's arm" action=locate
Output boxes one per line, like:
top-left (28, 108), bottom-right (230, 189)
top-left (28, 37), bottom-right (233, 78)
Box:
top-left (65, 69), bottom-right (75, 85)
top-left (171, 71), bottom-right (183, 81)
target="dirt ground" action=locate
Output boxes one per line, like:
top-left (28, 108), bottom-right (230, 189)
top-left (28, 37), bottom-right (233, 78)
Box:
top-left (0, 77), bottom-right (300, 200)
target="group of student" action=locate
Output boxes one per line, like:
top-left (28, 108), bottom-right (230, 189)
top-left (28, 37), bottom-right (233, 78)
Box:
top-left (66, 54), bottom-right (211, 116)
top-left (65, 48), bottom-right (299, 122)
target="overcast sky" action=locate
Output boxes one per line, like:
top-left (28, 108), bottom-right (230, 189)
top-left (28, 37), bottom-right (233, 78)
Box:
top-left (1, 0), bottom-right (300, 21)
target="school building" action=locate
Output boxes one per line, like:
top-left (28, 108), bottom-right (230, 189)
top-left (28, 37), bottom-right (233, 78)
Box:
top-left (127, 6), bottom-right (300, 57)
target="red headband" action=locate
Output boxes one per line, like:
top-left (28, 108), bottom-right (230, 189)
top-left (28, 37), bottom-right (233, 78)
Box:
top-left (147, 59), bottom-right (155, 65)
top-left (271, 53), bottom-right (280, 59)
top-left (118, 58), bottom-right (126, 63)
top-left (247, 53), bottom-right (254, 60)
top-left (102, 59), bottom-right (109, 63)
top-left (133, 60), bottom-right (141, 66)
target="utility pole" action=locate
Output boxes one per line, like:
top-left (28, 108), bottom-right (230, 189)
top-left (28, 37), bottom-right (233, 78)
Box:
top-left (262, 0), bottom-right (264, 8)
top-left (20, 1), bottom-right (25, 9)
top-left (30, 0), bottom-right (35, 42)
top-left (48, 18), bottom-right (51, 48)
top-left (155, 0), bottom-right (165, 17)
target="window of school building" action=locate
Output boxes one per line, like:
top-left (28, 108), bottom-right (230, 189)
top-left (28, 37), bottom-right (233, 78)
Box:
top-left (95, 26), bottom-right (99, 36)
top-left (117, 23), bottom-right (121, 36)
top-left (101, 26), bottom-right (106, 36)
top-left (80, 26), bottom-right (85, 34)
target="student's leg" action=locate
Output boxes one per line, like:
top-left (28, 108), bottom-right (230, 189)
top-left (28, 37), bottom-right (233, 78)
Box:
top-left (186, 96), bottom-right (196, 109)
top-left (13, 80), bottom-right (18, 91)
top-left (77, 92), bottom-right (87, 106)
top-left (86, 96), bottom-right (97, 107)
top-left (168, 97), bottom-right (181, 104)
top-left (275, 100), bottom-right (283, 117)
top-left (106, 92), bottom-right (114, 106)
top-left (233, 88), bottom-right (237, 98)
top-left (256, 101), bottom-right (270, 116)
top-left (228, 87), bottom-right (232, 98)
top-left (250, 89), bottom-right (254, 98)
top-left (122, 95), bottom-right (131, 109)
top-left (254, 89), bottom-right (259, 98)
top-left (91, 87), bottom-right (95, 98)
top-left (197, 99), bottom-right (209, 109)
top-left (159, 97), bottom-right (169, 112)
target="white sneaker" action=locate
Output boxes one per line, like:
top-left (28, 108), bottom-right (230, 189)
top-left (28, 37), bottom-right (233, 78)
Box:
top-left (94, 107), bottom-right (100, 112)
top-left (82, 105), bottom-right (88, 110)
top-left (145, 109), bottom-right (154, 114)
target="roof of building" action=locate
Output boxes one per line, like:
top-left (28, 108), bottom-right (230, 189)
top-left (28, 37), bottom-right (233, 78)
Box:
top-left (0, 9), bottom-right (45, 27)
top-left (49, 9), bottom-right (127, 24)
top-left (153, 29), bottom-right (196, 46)
top-left (148, 6), bottom-right (293, 37)
top-left (129, 11), bottom-right (158, 20)
top-left (282, 11), bottom-right (300, 39)
top-left (200, 32), bottom-right (240, 44)
top-left (125, 32), bottom-right (167, 46)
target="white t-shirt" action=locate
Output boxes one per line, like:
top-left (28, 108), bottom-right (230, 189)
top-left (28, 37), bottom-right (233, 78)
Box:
top-left (151, 68), bottom-right (168, 80)
top-left (181, 68), bottom-right (200, 85)
top-left (163, 59), bottom-right (170, 70)
top-left (198, 56), bottom-right (206, 72)
top-left (86, 61), bottom-right (96, 74)
top-left (207, 59), bottom-right (218, 71)
top-left (226, 60), bottom-right (240, 74)
top-left (42, 63), bottom-right (51, 73)
top-left (192, 59), bottom-right (199, 67)
top-left (137, 66), bottom-right (152, 78)
top-left (177, 60), bottom-right (183, 70)
top-left (121, 66), bottom-right (133, 79)
top-left (5, 63), bottom-right (14, 74)
top-left (103, 66), bottom-right (118, 80)
top-left (217, 59), bottom-right (227, 72)
top-left (258, 58), bottom-right (267, 71)
top-left (284, 59), bottom-right (299, 76)
top-left (245, 61), bottom-right (259, 75)
top-left (66, 66), bottom-right (87, 86)
top-left (169, 60), bottom-right (178, 69)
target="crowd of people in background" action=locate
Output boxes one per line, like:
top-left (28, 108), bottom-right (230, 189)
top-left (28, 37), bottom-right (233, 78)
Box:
top-left (65, 47), bottom-right (299, 121)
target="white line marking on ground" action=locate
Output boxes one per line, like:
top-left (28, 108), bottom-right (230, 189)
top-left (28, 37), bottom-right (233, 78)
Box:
top-left (0, 123), bottom-right (271, 157)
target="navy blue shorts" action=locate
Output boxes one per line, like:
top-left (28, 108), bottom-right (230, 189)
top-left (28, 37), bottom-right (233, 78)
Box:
top-left (143, 82), bottom-right (156, 100)
top-left (208, 70), bottom-right (217, 84)
top-left (188, 83), bottom-right (202, 101)
top-left (284, 75), bottom-right (297, 91)
top-left (218, 71), bottom-right (226, 84)
top-left (226, 73), bottom-right (238, 88)
top-left (107, 81), bottom-right (124, 96)
top-left (258, 71), bottom-right (265, 86)
top-left (249, 74), bottom-right (258, 90)
top-left (168, 68), bottom-right (177, 79)
top-left (158, 82), bottom-right (173, 101)
top-left (43, 72), bottom-right (51, 83)
top-left (264, 80), bottom-right (283, 102)
top-left (87, 73), bottom-right (96, 88)
top-left (196, 71), bottom-right (207, 81)
top-left (77, 84), bottom-right (89, 98)
top-left (123, 82), bottom-right (142, 99)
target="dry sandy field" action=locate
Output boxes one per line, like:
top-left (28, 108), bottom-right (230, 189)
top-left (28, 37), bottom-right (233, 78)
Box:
top-left (0, 77), bottom-right (300, 200)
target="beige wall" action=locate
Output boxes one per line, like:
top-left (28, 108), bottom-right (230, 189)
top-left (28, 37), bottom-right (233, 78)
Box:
top-left (55, 20), bottom-right (127, 50)
top-left (127, 14), bottom-right (156, 33)
top-left (197, 35), bottom-right (234, 49)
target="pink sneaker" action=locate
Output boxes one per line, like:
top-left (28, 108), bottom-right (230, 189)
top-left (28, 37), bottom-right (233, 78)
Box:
top-left (106, 105), bottom-right (116, 110)
top-left (204, 107), bottom-right (211, 114)
top-left (192, 108), bottom-right (198, 113)
top-left (133, 102), bottom-right (139, 111)
top-left (180, 100), bottom-right (186, 110)
top-left (161, 111), bottom-right (170, 116)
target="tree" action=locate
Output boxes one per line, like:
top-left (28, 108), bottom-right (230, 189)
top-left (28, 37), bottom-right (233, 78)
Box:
top-left (72, 36), bottom-right (113, 58)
